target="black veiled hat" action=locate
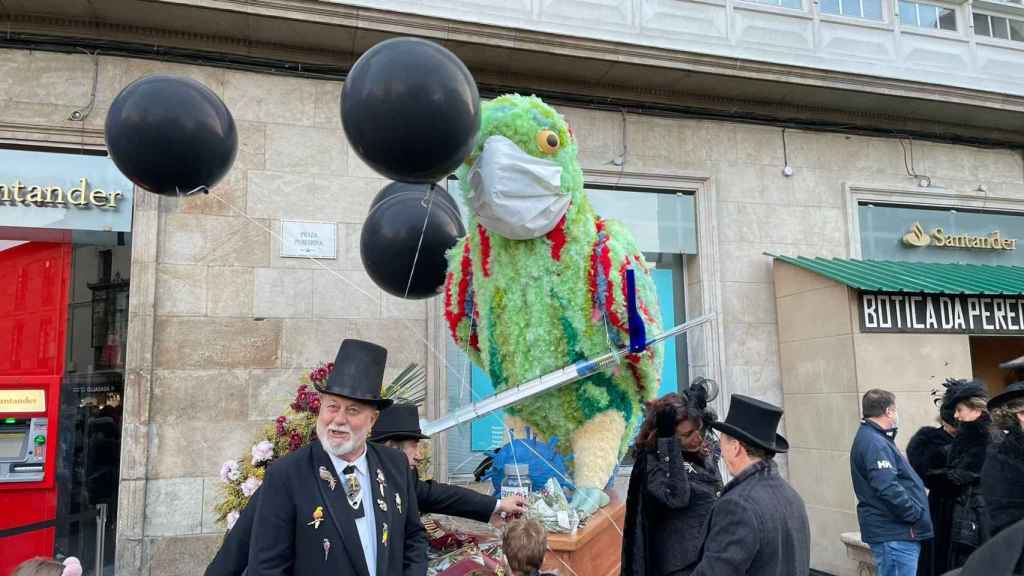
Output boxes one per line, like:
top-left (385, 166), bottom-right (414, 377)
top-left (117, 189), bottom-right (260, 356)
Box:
top-left (989, 381), bottom-right (1024, 412)
top-left (939, 378), bottom-right (988, 410)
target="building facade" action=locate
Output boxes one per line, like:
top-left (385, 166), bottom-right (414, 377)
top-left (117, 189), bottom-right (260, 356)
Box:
top-left (2, 1), bottom-right (1024, 574)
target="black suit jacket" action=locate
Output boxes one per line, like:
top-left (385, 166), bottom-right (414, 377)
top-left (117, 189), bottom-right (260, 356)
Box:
top-left (247, 442), bottom-right (427, 576)
top-left (205, 488), bottom-right (261, 576)
top-left (415, 476), bottom-right (496, 523)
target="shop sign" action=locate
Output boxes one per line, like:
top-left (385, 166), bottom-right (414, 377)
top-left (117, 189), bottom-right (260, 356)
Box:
top-left (901, 222), bottom-right (1017, 251)
top-left (860, 292), bottom-right (1024, 335)
top-left (0, 389), bottom-right (46, 414)
top-left (281, 221), bottom-right (337, 259)
top-left (859, 204), bottom-right (1024, 266)
top-left (0, 148), bottom-right (134, 233)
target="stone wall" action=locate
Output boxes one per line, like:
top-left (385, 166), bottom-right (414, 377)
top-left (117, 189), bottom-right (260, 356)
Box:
top-left (3, 47), bottom-right (1024, 575)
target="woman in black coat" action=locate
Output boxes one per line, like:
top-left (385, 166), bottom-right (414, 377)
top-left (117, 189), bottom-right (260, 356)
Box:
top-left (932, 380), bottom-right (992, 570)
top-left (982, 382), bottom-right (1024, 538)
top-left (907, 402), bottom-right (957, 576)
top-left (622, 379), bottom-right (723, 576)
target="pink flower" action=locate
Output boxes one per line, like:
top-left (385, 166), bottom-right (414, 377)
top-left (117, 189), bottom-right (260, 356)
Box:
top-left (62, 557), bottom-right (82, 576)
top-left (226, 510), bottom-right (240, 530)
top-left (241, 476), bottom-right (262, 498)
top-left (220, 460), bottom-right (241, 484)
top-left (289, 430), bottom-right (303, 452)
top-left (251, 440), bottom-right (274, 465)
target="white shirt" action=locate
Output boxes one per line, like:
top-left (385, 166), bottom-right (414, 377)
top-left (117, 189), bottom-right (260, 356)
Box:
top-left (328, 445), bottom-right (378, 576)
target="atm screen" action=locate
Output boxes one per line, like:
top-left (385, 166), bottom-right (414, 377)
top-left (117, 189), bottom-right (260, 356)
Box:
top-left (0, 432), bottom-right (23, 459)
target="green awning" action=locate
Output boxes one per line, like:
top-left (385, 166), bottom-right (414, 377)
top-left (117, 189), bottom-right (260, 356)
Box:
top-left (767, 255), bottom-right (1024, 295)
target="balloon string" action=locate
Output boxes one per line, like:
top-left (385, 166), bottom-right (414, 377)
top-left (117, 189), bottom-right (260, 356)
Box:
top-left (196, 187), bottom-right (630, 523)
top-left (403, 185), bottom-right (434, 299)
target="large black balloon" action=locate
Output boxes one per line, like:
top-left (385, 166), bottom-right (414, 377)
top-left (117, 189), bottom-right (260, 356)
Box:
top-left (342, 37), bottom-right (480, 183)
top-left (371, 181), bottom-right (461, 214)
top-left (105, 75), bottom-right (238, 196)
top-left (361, 185), bottom-right (466, 300)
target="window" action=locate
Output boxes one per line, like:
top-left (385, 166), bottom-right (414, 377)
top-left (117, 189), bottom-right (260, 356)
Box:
top-left (743, 0), bottom-right (803, 10)
top-left (899, 1), bottom-right (957, 30)
top-left (821, 0), bottom-right (885, 20)
top-left (974, 12), bottom-right (1024, 41)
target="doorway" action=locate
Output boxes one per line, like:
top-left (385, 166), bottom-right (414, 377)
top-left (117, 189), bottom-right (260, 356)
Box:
top-left (970, 336), bottom-right (1024, 395)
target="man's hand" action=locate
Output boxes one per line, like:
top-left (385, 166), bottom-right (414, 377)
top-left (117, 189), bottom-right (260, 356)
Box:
top-left (490, 494), bottom-right (528, 524)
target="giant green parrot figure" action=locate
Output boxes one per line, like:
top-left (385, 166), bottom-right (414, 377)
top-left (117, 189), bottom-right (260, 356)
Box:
top-left (443, 94), bottom-right (664, 516)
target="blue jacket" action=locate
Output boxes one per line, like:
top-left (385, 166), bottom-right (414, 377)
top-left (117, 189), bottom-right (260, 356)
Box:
top-left (850, 420), bottom-right (933, 544)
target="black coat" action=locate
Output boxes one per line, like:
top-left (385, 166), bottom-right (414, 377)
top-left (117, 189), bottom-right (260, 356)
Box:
top-left (247, 442), bottom-right (427, 576)
top-left (941, 518), bottom-right (1024, 576)
top-left (937, 416), bottom-right (992, 566)
top-left (621, 438), bottom-right (723, 576)
top-left (205, 470), bottom-right (496, 576)
top-left (981, 427), bottom-right (1024, 537)
top-left (691, 459), bottom-right (810, 576)
top-left (907, 426), bottom-right (956, 576)
top-left (205, 489), bottom-right (262, 576)
top-left (415, 476), bottom-right (496, 523)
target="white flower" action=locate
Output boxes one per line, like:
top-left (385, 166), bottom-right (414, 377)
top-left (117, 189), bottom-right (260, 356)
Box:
top-left (241, 476), bottom-right (262, 498)
top-left (220, 460), bottom-right (241, 484)
top-left (251, 440), bottom-right (275, 465)
top-left (226, 511), bottom-right (240, 530)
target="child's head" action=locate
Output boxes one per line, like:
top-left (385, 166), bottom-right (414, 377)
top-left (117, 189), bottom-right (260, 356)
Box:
top-left (12, 557), bottom-right (81, 576)
top-left (503, 518), bottom-right (548, 576)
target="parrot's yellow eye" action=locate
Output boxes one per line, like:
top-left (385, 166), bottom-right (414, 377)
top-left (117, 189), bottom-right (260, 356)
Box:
top-left (536, 129), bottom-right (560, 154)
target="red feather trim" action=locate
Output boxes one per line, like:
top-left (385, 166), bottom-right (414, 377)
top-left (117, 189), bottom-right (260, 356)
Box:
top-left (546, 215), bottom-right (567, 261)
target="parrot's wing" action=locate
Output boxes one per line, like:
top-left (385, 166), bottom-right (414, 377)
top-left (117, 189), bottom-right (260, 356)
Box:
top-left (591, 218), bottom-right (664, 400)
top-left (443, 236), bottom-right (482, 360)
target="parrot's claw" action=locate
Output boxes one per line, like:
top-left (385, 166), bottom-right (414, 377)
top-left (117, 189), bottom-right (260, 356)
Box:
top-left (569, 487), bottom-right (610, 519)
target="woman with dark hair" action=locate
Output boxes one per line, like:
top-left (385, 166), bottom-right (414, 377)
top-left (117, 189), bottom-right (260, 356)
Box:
top-left (907, 394), bottom-right (958, 576)
top-left (621, 378), bottom-right (723, 576)
top-left (981, 382), bottom-right (1024, 538)
top-left (929, 379), bottom-right (992, 570)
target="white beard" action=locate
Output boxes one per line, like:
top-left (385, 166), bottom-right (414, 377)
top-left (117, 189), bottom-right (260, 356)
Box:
top-left (317, 422), bottom-right (368, 459)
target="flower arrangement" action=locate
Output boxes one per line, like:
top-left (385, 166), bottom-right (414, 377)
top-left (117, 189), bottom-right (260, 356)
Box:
top-left (215, 362), bottom-right (426, 529)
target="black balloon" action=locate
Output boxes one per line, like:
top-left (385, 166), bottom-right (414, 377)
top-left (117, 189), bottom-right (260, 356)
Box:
top-left (371, 181), bottom-right (461, 214)
top-left (342, 37), bottom-right (480, 183)
top-left (105, 75), bottom-right (238, 196)
top-left (361, 185), bottom-right (466, 300)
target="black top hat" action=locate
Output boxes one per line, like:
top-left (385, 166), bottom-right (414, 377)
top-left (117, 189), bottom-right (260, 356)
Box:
top-left (315, 339), bottom-right (393, 409)
top-left (940, 378), bottom-right (988, 410)
top-left (989, 381), bottom-right (1024, 411)
top-left (710, 394), bottom-right (788, 454)
top-left (369, 403), bottom-right (429, 443)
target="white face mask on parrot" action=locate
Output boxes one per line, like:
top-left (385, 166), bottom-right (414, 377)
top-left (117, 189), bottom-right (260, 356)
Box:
top-left (466, 135), bottom-right (568, 240)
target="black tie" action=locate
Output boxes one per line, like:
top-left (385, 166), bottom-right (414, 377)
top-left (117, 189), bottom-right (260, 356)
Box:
top-left (342, 465), bottom-right (364, 518)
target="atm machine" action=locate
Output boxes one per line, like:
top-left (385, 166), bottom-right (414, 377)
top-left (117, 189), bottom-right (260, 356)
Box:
top-left (0, 385), bottom-right (58, 576)
top-left (0, 242), bottom-right (71, 575)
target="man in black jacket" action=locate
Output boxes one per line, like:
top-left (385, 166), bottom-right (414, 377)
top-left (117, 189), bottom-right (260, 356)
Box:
top-left (851, 389), bottom-right (933, 576)
top-left (246, 339), bottom-right (427, 576)
top-left (691, 394), bottom-right (810, 576)
top-left (369, 403), bottom-right (526, 522)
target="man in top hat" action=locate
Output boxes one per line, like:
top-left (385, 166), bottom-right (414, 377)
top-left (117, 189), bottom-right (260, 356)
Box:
top-left (370, 403), bottom-right (527, 522)
top-left (691, 394), bottom-right (810, 576)
top-left (247, 339), bottom-right (427, 576)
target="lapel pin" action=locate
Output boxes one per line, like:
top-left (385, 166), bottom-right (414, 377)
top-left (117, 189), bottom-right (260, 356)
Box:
top-left (382, 522), bottom-right (389, 548)
top-left (323, 538), bottom-right (331, 561)
top-left (308, 506), bottom-right (324, 529)
top-left (395, 493), bottom-right (403, 514)
top-left (319, 466), bottom-right (337, 491)
top-left (376, 468), bottom-right (386, 487)
top-left (377, 497), bottom-right (388, 512)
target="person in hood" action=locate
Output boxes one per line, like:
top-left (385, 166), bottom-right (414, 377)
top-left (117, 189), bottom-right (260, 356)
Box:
top-left (981, 382), bottom-right (1024, 538)
top-left (851, 389), bottom-right (933, 576)
top-left (621, 379), bottom-right (723, 576)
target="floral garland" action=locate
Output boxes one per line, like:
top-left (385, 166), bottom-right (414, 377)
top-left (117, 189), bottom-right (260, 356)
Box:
top-left (215, 362), bottom-right (429, 529)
